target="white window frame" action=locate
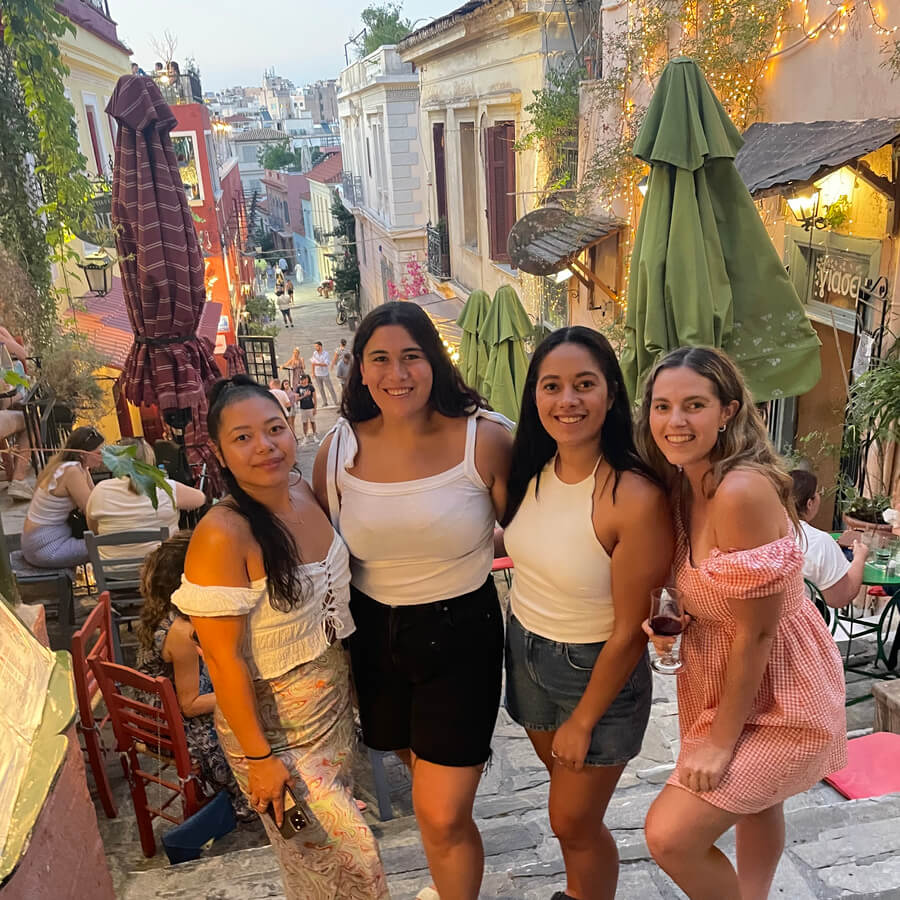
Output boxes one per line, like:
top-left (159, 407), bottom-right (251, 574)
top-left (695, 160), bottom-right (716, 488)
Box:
top-left (81, 91), bottom-right (111, 177)
top-left (171, 130), bottom-right (204, 205)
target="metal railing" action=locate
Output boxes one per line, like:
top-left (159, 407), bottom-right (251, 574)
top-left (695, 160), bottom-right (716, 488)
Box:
top-left (153, 73), bottom-right (203, 106)
top-left (426, 221), bottom-right (451, 280)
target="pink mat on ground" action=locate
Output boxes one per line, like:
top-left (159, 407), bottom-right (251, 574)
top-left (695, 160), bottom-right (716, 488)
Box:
top-left (824, 732), bottom-right (900, 799)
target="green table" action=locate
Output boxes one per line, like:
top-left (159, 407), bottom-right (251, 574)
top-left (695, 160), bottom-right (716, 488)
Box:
top-left (828, 532), bottom-right (899, 680)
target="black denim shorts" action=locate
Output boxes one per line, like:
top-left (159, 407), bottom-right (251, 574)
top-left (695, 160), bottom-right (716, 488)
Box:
top-left (347, 577), bottom-right (504, 767)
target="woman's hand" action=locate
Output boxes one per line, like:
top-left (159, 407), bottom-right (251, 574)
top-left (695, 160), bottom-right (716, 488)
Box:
top-left (679, 739), bottom-right (734, 793)
top-left (551, 716), bottom-right (592, 772)
top-left (247, 754), bottom-right (294, 826)
top-left (641, 614), bottom-right (692, 656)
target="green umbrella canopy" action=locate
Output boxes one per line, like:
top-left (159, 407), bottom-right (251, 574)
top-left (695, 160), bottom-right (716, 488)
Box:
top-left (482, 285), bottom-right (532, 423)
top-left (456, 289), bottom-right (492, 394)
top-left (621, 57), bottom-right (821, 402)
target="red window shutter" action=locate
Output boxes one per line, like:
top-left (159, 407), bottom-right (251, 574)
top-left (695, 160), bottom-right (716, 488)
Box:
top-left (484, 123), bottom-right (516, 262)
top-left (85, 106), bottom-right (104, 176)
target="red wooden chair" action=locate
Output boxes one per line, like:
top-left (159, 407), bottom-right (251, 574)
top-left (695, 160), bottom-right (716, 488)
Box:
top-left (70, 591), bottom-right (118, 818)
top-left (89, 658), bottom-right (205, 857)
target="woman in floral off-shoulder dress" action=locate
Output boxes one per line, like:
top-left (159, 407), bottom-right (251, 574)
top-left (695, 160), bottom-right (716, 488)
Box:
top-left (636, 347), bottom-right (846, 900)
top-left (172, 375), bottom-right (387, 900)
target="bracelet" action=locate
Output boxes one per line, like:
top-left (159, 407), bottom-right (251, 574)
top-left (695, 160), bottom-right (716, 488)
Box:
top-left (244, 750), bottom-right (272, 761)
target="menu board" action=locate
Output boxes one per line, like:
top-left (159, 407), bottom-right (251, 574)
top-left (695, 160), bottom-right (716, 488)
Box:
top-left (0, 601), bottom-right (56, 863)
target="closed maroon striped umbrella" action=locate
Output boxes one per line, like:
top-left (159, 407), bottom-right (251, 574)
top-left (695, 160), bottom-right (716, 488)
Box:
top-left (106, 75), bottom-right (219, 460)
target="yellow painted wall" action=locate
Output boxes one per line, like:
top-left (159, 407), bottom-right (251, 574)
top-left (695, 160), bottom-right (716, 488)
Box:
top-left (57, 17), bottom-right (130, 301)
top-left (72, 366), bottom-right (142, 443)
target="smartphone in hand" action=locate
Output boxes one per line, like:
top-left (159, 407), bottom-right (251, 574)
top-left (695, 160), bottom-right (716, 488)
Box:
top-left (267, 785), bottom-right (311, 840)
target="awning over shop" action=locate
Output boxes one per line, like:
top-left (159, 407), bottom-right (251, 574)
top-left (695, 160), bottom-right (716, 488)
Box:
top-left (735, 118), bottom-right (900, 197)
top-left (507, 208), bottom-right (622, 300)
top-left (409, 293), bottom-right (464, 348)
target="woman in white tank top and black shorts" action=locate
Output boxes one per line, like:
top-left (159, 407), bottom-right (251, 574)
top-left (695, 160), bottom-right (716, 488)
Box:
top-left (501, 327), bottom-right (673, 900)
top-left (313, 302), bottom-right (512, 900)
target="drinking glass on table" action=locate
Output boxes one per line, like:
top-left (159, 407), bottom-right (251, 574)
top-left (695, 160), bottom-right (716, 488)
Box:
top-left (649, 587), bottom-right (686, 674)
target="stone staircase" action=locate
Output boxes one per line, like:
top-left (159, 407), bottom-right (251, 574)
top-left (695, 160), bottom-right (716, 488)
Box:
top-left (118, 779), bottom-right (900, 899)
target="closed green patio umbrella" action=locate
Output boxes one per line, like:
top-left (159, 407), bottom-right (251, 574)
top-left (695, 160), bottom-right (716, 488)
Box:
top-left (621, 57), bottom-right (821, 401)
top-left (482, 285), bottom-right (532, 423)
top-left (456, 289), bottom-right (492, 395)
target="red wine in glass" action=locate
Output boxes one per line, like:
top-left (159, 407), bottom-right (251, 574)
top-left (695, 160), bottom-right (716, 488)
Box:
top-left (649, 587), bottom-right (685, 673)
top-left (649, 616), bottom-right (683, 637)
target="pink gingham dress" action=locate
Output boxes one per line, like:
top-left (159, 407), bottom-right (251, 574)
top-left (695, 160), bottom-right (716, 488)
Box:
top-left (669, 510), bottom-right (847, 814)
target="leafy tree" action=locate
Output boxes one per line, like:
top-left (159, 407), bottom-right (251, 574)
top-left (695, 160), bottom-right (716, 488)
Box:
top-left (258, 140), bottom-right (304, 171)
top-left (359, 3), bottom-right (412, 56)
top-left (330, 192), bottom-right (359, 297)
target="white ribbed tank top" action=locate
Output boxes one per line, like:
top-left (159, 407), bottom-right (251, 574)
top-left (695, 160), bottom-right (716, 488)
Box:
top-left (326, 410), bottom-right (511, 606)
top-left (505, 456), bottom-right (615, 643)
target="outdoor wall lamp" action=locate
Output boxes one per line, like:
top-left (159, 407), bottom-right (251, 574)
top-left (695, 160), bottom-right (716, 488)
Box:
top-left (77, 250), bottom-right (113, 296)
top-left (787, 190), bottom-right (827, 231)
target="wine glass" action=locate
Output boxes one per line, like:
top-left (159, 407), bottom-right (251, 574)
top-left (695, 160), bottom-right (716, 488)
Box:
top-left (649, 587), bottom-right (686, 674)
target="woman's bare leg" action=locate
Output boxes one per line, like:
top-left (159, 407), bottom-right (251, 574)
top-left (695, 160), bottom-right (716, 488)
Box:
top-left (645, 785), bottom-right (741, 900)
top-left (526, 729), bottom-right (623, 900)
top-left (736, 802), bottom-right (784, 900)
top-left (411, 758), bottom-right (484, 900)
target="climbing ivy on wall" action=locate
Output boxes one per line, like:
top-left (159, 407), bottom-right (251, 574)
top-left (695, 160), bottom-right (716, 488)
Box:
top-left (0, 0), bottom-right (97, 348)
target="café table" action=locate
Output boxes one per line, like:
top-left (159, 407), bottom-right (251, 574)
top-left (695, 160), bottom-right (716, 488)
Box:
top-left (829, 532), bottom-right (900, 675)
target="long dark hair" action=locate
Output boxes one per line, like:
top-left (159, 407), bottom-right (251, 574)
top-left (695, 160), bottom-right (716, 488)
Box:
top-left (207, 375), bottom-right (306, 612)
top-left (502, 327), bottom-right (657, 526)
top-left (340, 301), bottom-right (485, 422)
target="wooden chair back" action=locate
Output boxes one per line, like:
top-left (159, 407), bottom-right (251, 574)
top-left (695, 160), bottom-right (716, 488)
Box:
top-left (89, 657), bottom-right (204, 857)
top-left (70, 591), bottom-right (117, 818)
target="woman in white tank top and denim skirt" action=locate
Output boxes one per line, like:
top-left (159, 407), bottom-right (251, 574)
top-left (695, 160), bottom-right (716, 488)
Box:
top-left (500, 328), bottom-right (673, 900)
top-left (313, 302), bottom-right (512, 900)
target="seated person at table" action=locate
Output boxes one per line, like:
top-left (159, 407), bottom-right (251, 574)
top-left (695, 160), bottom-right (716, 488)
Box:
top-left (137, 531), bottom-right (252, 819)
top-left (790, 469), bottom-right (868, 607)
top-left (21, 426), bottom-right (105, 568)
top-left (86, 438), bottom-right (206, 560)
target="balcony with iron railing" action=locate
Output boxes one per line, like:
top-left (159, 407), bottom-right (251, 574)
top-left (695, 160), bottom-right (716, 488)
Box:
top-left (426, 221), bottom-right (451, 280)
top-left (341, 172), bottom-right (364, 208)
top-left (153, 72), bottom-right (204, 106)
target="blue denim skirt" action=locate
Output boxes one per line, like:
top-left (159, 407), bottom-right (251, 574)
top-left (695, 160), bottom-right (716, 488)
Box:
top-left (504, 614), bottom-right (652, 766)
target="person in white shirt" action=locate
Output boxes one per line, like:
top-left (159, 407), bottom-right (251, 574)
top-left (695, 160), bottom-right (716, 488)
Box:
top-left (85, 438), bottom-right (206, 561)
top-left (790, 469), bottom-right (868, 607)
top-left (310, 341), bottom-right (338, 406)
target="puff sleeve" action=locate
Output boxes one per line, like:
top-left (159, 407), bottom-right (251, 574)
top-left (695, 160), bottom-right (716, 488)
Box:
top-left (698, 536), bottom-right (803, 600)
top-left (171, 575), bottom-right (267, 617)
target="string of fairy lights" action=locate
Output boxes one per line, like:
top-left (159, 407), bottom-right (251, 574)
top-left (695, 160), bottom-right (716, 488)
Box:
top-left (587, 0), bottom-right (897, 317)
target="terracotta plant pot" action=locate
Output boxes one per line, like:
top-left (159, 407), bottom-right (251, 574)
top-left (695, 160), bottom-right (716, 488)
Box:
top-left (842, 512), bottom-right (893, 535)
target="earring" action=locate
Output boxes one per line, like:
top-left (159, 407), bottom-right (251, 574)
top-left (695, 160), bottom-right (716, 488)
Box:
top-left (718, 424), bottom-right (727, 433)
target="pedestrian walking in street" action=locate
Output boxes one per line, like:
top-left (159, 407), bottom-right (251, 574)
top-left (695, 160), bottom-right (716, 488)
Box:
top-left (312, 302), bottom-right (513, 900)
top-left (501, 327), bottom-right (673, 900)
top-left (296, 373), bottom-right (317, 445)
top-left (277, 292), bottom-right (294, 328)
top-left (637, 347), bottom-right (847, 900)
top-left (281, 347), bottom-right (305, 390)
top-left (331, 337), bottom-right (352, 396)
top-left (286, 278), bottom-right (294, 304)
top-left (310, 341), bottom-right (338, 406)
top-left (173, 376), bottom-right (388, 900)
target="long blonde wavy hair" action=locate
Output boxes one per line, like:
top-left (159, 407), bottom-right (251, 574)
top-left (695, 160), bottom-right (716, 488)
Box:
top-left (635, 346), bottom-right (799, 531)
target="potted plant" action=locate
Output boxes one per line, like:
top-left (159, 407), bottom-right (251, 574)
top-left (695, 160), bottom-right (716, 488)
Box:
top-left (841, 344), bottom-right (900, 532)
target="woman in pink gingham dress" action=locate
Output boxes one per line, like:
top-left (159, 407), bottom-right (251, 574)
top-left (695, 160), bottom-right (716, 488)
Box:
top-left (636, 347), bottom-right (846, 900)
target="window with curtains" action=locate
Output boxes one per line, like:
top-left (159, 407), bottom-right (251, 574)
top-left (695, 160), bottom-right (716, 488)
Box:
top-left (483, 122), bottom-right (516, 263)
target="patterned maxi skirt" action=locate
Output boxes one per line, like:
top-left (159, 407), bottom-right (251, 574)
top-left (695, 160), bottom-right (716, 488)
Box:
top-left (215, 645), bottom-right (389, 899)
